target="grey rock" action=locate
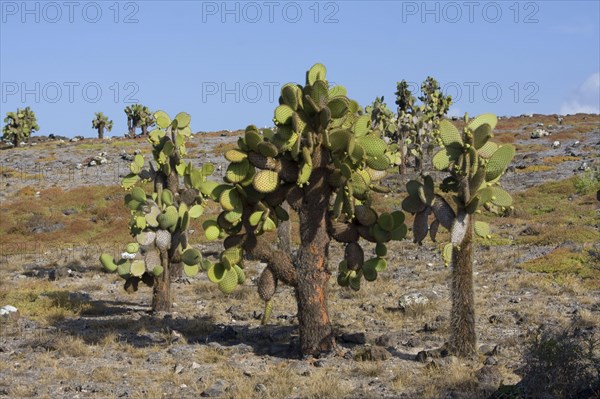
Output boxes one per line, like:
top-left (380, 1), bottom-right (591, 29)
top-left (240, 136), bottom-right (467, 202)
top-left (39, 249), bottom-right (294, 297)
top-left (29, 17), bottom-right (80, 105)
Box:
top-left (201, 379), bottom-right (229, 397)
top-left (398, 293), bottom-right (429, 311)
top-left (340, 332), bottom-right (367, 344)
top-left (354, 345), bottom-right (391, 361)
top-left (375, 334), bottom-right (391, 347)
top-left (426, 356), bottom-right (457, 369)
top-left (255, 383), bottom-right (267, 393)
top-left (32, 223), bottom-right (64, 234)
top-left (416, 347), bottom-right (449, 362)
top-left (484, 356), bottom-right (498, 365)
top-left (479, 344), bottom-right (498, 356)
top-left (476, 365), bottom-right (502, 389)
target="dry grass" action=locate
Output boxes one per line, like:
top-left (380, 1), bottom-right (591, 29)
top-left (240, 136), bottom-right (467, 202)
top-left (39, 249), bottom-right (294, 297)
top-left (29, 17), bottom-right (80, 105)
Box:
top-left (212, 141), bottom-right (238, 157)
top-left (0, 280), bottom-right (93, 326)
top-left (0, 185), bottom-right (131, 253)
top-left (542, 156), bottom-right (580, 165)
top-left (417, 363), bottom-right (480, 399)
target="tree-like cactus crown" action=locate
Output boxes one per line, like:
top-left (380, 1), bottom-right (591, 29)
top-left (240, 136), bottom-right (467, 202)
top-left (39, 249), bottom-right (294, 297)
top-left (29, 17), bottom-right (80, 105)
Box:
top-left (124, 104), bottom-right (155, 133)
top-left (92, 112), bottom-right (113, 131)
top-left (202, 63), bottom-right (407, 299)
top-left (100, 111), bottom-right (214, 290)
top-left (402, 113), bottom-right (515, 264)
top-left (382, 78), bottom-right (452, 173)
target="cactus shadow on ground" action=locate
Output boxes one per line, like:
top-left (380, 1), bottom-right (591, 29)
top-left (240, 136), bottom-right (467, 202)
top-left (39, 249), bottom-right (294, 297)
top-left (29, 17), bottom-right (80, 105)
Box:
top-left (52, 308), bottom-right (303, 358)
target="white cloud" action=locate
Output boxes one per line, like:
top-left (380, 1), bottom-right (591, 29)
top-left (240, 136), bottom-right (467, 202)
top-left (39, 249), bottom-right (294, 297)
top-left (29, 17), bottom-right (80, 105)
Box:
top-left (560, 72), bottom-right (600, 115)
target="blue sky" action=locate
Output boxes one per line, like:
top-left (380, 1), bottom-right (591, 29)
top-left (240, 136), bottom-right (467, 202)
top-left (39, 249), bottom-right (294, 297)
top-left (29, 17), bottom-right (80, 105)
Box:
top-left (1, 0), bottom-right (599, 137)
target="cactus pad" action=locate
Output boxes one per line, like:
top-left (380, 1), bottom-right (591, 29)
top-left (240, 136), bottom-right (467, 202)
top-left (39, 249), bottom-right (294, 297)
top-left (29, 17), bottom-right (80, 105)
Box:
top-left (218, 269), bottom-right (239, 294)
top-left (253, 170), bottom-right (279, 193)
top-left (355, 205), bottom-right (377, 226)
top-left (100, 254), bottom-right (118, 272)
top-left (442, 243), bottom-right (453, 265)
top-left (131, 187), bottom-right (146, 203)
top-left (402, 195), bottom-right (426, 214)
top-left (258, 267), bottom-right (276, 301)
top-left (489, 187), bottom-right (513, 207)
top-left (439, 120), bottom-right (463, 146)
top-left (485, 145), bottom-right (515, 182)
top-left (125, 243), bottom-right (139, 254)
top-left (307, 63), bottom-right (327, 85)
top-left (375, 243), bottom-right (387, 257)
top-left (130, 260), bottom-right (146, 277)
top-left (182, 248), bottom-right (202, 266)
top-left (207, 262), bottom-right (226, 283)
top-left (158, 206), bottom-right (178, 229)
top-left (274, 105), bottom-right (294, 125)
top-left (219, 188), bottom-right (242, 211)
top-left (474, 221), bottom-right (491, 238)
top-left (155, 229), bottom-right (172, 251)
top-left (183, 264), bottom-right (199, 277)
top-left (225, 149), bottom-right (248, 163)
top-left (233, 265), bottom-right (245, 284)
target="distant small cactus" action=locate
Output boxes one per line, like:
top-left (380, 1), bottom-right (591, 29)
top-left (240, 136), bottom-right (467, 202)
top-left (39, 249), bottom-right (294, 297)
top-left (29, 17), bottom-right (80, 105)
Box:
top-left (2, 107), bottom-right (39, 147)
top-left (91, 112), bottom-right (113, 139)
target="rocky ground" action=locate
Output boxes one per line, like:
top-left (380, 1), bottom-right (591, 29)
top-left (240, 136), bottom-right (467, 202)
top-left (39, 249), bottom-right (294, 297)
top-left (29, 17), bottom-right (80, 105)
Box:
top-left (0, 114), bottom-right (599, 399)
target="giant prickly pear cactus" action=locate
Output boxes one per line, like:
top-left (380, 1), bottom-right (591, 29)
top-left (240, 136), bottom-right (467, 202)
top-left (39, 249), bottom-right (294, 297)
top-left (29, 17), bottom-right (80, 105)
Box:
top-left (124, 104), bottom-right (154, 137)
top-left (2, 107), bottom-right (39, 147)
top-left (381, 78), bottom-right (451, 174)
top-left (92, 112), bottom-right (113, 139)
top-left (202, 64), bottom-right (407, 356)
top-left (100, 111), bottom-right (214, 312)
top-left (402, 113), bottom-right (515, 357)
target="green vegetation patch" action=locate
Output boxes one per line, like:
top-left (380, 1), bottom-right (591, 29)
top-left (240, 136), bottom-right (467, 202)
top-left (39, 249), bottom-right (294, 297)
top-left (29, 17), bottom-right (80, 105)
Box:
top-left (521, 247), bottom-right (600, 282)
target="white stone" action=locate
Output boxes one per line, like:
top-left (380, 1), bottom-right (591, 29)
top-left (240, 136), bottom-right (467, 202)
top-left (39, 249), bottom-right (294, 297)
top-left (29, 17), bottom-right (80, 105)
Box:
top-left (0, 305), bottom-right (18, 314)
top-left (121, 252), bottom-right (136, 260)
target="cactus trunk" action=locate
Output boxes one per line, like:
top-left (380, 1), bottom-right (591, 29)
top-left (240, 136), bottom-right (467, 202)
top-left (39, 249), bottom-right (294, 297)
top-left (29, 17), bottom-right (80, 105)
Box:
top-left (277, 202), bottom-right (292, 253)
top-left (12, 135), bottom-right (19, 147)
top-left (141, 125), bottom-right (149, 136)
top-left (295, 148), bottom-right (335, 356)
top-left (152, 250), bottom-right (172, 312)
top-left (98, 125), bottom-right (104, 139)
top-left (448, 218), bottom-right (476, 357)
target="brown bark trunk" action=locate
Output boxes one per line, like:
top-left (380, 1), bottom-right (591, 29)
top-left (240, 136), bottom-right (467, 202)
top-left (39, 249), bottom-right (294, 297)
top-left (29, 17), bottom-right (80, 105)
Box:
top-left (13, 135), bottom-right (19, 147)
top-left (295, 147), bottom-right (335, 356)
top-left (448, 218), bottom-right (476, 357)
top-left (98, 126), bottom-right (104, 139)
top-left (152, 249), bottom-right (171, 312)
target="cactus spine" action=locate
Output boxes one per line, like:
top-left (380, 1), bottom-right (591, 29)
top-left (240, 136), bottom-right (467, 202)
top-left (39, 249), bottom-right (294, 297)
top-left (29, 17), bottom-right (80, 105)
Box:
top-left (402, 113), bottom-right (515, 357)
top-left (100, 110), bottom-right (214, 312)
top-left (203, 64), bottom-right (406, 356)
top-left (92, 112), bottom-right (113, 139)
top-left (2, 107), bottom-right (39, 147)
